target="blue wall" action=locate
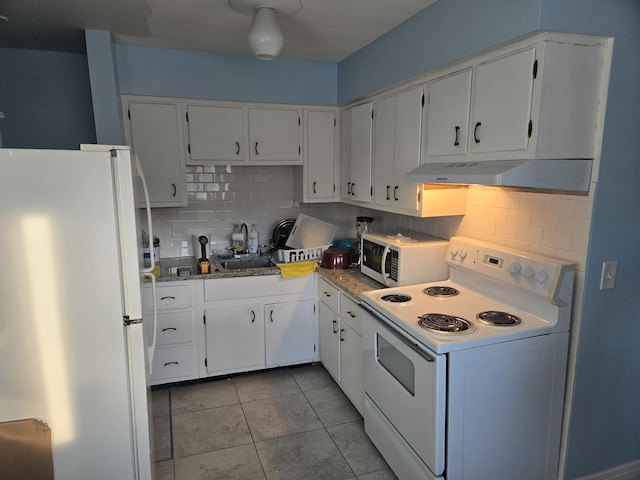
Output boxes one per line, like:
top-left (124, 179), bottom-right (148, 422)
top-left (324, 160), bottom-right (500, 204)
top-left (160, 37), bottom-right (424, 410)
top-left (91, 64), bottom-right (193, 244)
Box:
top-left (539, 1), bottom-right (640, 478)
top-left (115, 45), bottom-right (338, 105)
top-left (0, 49), bottom-right (96, 149)
top-left (336, 0), bottom-right (640, 478)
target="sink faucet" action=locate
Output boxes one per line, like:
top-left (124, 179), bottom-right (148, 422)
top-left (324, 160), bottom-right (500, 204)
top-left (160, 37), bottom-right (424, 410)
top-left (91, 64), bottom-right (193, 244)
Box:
top-left (239, 223), bottom-right (248, 254)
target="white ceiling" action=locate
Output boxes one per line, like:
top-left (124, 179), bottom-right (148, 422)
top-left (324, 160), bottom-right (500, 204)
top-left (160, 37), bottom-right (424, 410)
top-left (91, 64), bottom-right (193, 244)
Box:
top-left (0, 0), bottom-right (437, 62)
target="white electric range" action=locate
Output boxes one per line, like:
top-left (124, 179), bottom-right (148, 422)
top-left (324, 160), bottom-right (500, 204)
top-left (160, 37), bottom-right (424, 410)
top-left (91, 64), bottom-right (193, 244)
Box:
top-left (360, 236), bottom-right (575, 480)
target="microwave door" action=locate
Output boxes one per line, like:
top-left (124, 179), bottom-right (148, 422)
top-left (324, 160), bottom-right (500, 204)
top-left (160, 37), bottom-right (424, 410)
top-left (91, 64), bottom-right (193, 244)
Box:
top-left (381, 245), bottom-right (391, 286)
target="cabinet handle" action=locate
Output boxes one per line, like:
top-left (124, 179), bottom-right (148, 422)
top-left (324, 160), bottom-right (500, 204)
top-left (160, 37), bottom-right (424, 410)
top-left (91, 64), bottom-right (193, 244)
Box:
top-left (161, 327), bottom-right (177, 332)
top-left (171, 183), bottom-right (177, 197)
top-left (347, 182), bottom-right (351, 195)
top-left (454, 126), bottom-right (460, 146)
top-left (313, 181), bottom-right (317, 194)
top-left (250, 310), bottom-right (255, 323)
top-left (340, 328), bottom-right (345, 342)
top-left (346, 311), bottom-right (356, 318)
top-left (255, 142), bottom-right (259, 155)
top-left (394, 186), bottom-right (399, 201)
top-left (351, 183), bottom-right (356, 196)
top-left (386, 186), bottom-right (390, 200)
top-left (160, 296), bottom-right (175, 301)
top-left (164, 361), bottom-right (179, 367)
top-left (323, 291), bottom-right (331, 297)
top-left (235, 141), bottom-right (240, 155)
top-left (332, 320), bottom-right (337, 334)
top-left (474, 122), bottom-right (482, 144)
top-left (270, 310), bottom-right (274, 323)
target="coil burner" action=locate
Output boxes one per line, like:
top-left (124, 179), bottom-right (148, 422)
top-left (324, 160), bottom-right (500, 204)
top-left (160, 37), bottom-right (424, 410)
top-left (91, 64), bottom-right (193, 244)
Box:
top-left (418, 313), bottom-right (476, 334)
top-left (477, 311), bottom-right (521, 326)
top-left (423, 286), bottom-right (460, 297)
top-left (380, 294), bottom-right (412, 303)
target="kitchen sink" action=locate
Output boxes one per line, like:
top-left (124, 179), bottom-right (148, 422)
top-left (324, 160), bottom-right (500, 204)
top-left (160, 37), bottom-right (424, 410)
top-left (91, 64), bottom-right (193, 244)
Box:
top-left (221, 256), bottom-right (275, 270)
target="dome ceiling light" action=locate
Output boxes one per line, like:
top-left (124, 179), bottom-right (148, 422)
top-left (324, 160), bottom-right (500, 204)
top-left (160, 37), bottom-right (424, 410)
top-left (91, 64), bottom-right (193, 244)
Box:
top-left (229, 0), bottom-right (302, 60)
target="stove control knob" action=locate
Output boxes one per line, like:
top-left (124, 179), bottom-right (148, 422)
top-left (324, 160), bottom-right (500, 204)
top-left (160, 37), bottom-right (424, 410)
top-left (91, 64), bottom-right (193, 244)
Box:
top-left (536, 270), bottom-right (548, 283)
top-left (524, 266), bottom-right (534, 278)
top-left (450, 245), bottom-right (459, 257)
top-left (508, 262), bottom-right (521, 275)
top-left (459, 248), bottom-right (467, 259)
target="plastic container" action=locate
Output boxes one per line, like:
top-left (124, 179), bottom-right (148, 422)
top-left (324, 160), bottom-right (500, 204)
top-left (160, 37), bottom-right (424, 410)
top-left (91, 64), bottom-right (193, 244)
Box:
top-left (248, 224), bottom-right (259, 254)
top-left (277, 245), bottom-right (331, 263)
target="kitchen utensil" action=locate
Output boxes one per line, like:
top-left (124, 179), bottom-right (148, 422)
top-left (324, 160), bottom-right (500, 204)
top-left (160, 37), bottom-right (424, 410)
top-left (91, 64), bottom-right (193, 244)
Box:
top-left (269, 218), bottom-right (296, 252)
top-left (356, 216), bottom-right (374, 239)
top-left (286, 214), bottom-right (337, 249)
top-left (320, 248), bottom-right (352, 270)
top-left (198, 235), bottom-right (208, 261)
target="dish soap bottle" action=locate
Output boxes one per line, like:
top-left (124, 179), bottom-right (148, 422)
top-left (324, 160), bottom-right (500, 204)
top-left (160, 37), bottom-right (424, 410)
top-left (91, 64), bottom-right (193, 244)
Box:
top-left (248, 224), bottom-right (259, 254)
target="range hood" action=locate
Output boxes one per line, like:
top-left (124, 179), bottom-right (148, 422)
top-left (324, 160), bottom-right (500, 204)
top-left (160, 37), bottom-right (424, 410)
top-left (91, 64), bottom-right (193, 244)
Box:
top-left (405, 159), bottom-right (593, 192)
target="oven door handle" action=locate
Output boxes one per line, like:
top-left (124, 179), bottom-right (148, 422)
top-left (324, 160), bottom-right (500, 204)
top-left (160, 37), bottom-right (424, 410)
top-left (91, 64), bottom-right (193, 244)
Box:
top-left (360, 303), bottom-right (436, 362)
top-left (380, 245), bottom-right (391, 286)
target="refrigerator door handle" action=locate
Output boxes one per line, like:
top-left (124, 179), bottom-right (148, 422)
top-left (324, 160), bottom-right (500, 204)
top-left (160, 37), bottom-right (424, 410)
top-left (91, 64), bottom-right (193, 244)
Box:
top-left (143, 272), bottom-right (158, 374)
top-left (135, 155), bottom-right (155, 274)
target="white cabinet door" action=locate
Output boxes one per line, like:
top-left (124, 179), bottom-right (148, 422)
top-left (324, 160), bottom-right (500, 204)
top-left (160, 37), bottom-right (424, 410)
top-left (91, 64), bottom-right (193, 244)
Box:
top-left (469, 48), bottom-right (536, 155)
top-left (186, 105), bottom-right (245, 162)
top-left (304, 110), bottom-right (338, 201)
top-left (124, 101), bottom-right (187, 207)
top-left (339, 321), bottom-right (363, 414)
top-left (319, 302), bottom-right (340, 382)
top-left (343, 102), bottom-right (372, 203)
top-left (425, 69), bottom-right (472, 158)
top-left (249, 108), bottom-right (301, 162)
top-left (205, 304), bottom-right (264, 374)
top-left (372, 86), bottom-right (423, 213)
top-left (265, 299), bottom-right (315, 366)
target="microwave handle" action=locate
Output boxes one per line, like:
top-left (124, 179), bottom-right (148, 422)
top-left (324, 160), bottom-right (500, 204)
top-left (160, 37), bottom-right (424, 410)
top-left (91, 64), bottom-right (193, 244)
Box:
top-left (381, 245), bottom-right (391, 286)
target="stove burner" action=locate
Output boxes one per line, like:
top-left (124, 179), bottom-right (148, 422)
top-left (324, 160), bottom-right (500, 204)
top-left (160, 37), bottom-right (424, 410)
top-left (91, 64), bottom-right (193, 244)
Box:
top-left (477, 311), bottom-right (521, 326)
top-left (418, 313), bottom-right (476, 334)
top-left (380, 293), bottom-right (412, 303)
top-left (423, 286), bottom-right (459, 297)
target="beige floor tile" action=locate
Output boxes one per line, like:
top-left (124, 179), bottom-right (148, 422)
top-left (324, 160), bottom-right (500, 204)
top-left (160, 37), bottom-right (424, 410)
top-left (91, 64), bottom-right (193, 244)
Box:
top-left (170, 379), bottom-right (239, 415)
top-left (304, 385), bottom-right (361, 427)
top-left (172, 404), bottom-right (252, 458)
top-left (154, 459), bottom-right (174, 480)
top-left (291, 363), bottom-right (336, 392)
top-left (153, 415), bottom-right (172, 461)
top-left (234, 369), bottom-right (301, 402)
top-left (174, 444), bottom-right (266, 480)
top-left (255, 429), bottom-right (354, 480)
top-left (242, 392), bottom-right (323, 441)
top-left (152, 388), bottom-right (171, 417)
top-left (327, 420), bottom-right (389, 475)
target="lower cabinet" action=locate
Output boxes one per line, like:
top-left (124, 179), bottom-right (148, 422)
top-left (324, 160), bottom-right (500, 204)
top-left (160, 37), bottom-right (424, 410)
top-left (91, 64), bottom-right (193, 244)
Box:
top-left (144, 281), bottom-right (199, 386)
top-left (318, 277), bottom-right (366, 414)
top-left (200, 275), bottom-right (318, 377)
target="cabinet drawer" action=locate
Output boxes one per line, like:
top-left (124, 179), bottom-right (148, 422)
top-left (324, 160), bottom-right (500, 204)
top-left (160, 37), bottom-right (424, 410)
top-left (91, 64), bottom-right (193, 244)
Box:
top-left (204, 275), bottom-right (314, 302)
top-left (145, 284), bottom-right (193, 311)
top-left (318, 278), bottom-right (340, 313)
top-left (156, 311), bottom-right (193, 346)
top-left (151, 345), bottom-right (196, 383)
top-left (340, 294), bottom-right (362, 335)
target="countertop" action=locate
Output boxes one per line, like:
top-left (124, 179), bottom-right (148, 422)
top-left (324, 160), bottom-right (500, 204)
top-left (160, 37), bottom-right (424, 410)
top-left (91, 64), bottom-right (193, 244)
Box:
top-left (153, 256), bottom-right (386, 300)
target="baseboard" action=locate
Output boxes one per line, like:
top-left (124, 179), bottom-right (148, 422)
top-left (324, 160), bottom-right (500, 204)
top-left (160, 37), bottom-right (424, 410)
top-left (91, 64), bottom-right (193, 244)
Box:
top-left (578, 459), bottom-right (640, 480)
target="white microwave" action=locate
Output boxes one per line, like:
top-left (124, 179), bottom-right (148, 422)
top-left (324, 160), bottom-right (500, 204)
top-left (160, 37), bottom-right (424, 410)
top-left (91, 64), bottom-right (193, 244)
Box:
top-left (360, 232), bottom-right (449, 287)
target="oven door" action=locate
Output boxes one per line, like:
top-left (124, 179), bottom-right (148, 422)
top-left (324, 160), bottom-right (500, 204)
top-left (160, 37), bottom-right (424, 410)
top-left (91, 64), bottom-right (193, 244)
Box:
top-left (363, 310), bottom-right (446, 477)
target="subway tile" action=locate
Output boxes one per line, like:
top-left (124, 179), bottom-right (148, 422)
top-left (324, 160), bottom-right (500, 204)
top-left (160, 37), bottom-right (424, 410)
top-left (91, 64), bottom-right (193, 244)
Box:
top-left (505, 238), bottom-right (529, 251)
top-left (542, 230), bottom-right (572, 250)
top-left (517, 226), bottom-right (543, 245)
top-left (545, 197), bottom-right (576, 217)
top-left (506, 209), bottom-right (531, 227)
top-left (485, 206), bottom-right (509, 223)
top-left (531, 211), bottom-right (559, 230)
top-left (495, 222), bottom-right (518, 239)
top-left (519, 194), bottom-right (547, 213)
top-left (558, 216), bottom-right (591, 237)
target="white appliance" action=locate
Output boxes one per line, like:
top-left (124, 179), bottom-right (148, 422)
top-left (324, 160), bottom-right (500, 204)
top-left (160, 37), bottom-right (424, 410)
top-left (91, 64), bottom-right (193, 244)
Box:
top-left (360, 231), bottom-right (449, 287)
top-left (361, 237), bottom-right (575, 480)
top-left (0, 147), bottom-right (158, 479)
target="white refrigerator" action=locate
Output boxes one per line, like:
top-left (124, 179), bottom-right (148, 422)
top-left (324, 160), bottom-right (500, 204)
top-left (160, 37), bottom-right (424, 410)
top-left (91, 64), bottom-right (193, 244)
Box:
top-left (0, 146), bottom-right (157, 479)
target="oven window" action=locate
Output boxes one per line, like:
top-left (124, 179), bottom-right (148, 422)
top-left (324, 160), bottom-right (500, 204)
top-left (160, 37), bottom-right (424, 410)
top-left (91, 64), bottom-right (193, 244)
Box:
top-left (376, 334), bottom-right (415, 395)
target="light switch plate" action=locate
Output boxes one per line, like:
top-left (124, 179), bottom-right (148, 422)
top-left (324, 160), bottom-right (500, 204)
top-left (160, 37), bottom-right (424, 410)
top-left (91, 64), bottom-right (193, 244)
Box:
top-left (599, 261), bottom-right (618, 290)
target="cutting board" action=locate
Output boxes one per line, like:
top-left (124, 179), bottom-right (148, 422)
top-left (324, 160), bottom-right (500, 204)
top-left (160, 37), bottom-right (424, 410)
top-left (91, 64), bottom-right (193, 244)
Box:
top-left (285, 214), bottom-right (337, 249)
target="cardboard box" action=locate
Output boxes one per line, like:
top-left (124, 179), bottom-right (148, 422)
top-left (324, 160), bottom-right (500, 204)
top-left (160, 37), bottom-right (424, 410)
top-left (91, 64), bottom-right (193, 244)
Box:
top-left (0, 419), bottom-right (54, 480)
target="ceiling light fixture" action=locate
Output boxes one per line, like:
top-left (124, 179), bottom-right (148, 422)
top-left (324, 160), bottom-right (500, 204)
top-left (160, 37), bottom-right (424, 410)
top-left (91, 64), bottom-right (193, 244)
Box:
top-left (229, 0), bottom-right (302, 60)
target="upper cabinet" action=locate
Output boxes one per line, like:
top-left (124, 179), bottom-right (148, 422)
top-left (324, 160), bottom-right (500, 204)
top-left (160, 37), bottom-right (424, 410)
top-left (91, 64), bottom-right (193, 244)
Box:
top-left (121, 98), bottom-right (187, 207)
top-left (424, 34), bottom-right (608, 164)
top-left (293, 109), bottom-right (340, 203)
top-left (184, 102), bottom-right (302, 165)
top-left (341, 102), bottom-right (373, 204)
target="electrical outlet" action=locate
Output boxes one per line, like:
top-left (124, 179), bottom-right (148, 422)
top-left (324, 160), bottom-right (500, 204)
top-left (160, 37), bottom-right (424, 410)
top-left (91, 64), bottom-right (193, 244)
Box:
top-left (599, 261), bottom-right (618, 290)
